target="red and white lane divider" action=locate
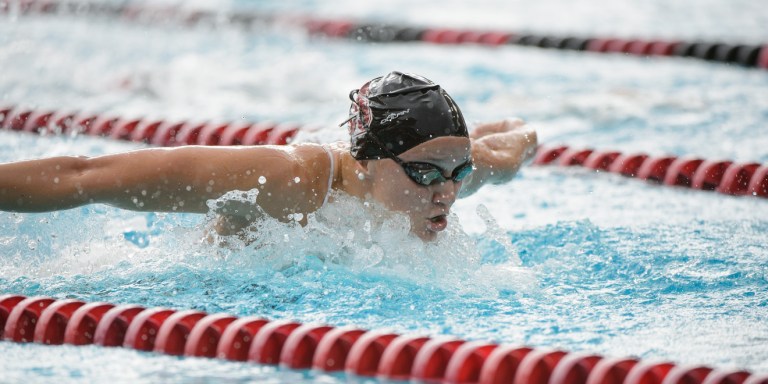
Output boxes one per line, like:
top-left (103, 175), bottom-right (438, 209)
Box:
top-left (2, 105), bottom-right (766, 199)
top-left (534, 145), bottom-right (768, 199)
top-left (2, 0), bottom-right (768, 70)
top-left (2, 295), bottom-right (767, 384)
top-left (0, 105), bottom-right (299, 146)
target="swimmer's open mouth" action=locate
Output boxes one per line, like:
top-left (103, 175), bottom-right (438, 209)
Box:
top-left (427, 214), bottom-right (448, 232)
top-left (429, 215), bottom-right (446, 223)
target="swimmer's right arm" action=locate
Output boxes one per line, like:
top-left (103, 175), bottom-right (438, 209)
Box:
top-left (0, 145), bottom-right (331, 216)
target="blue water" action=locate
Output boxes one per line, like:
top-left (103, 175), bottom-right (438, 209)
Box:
top-left (2, 0), bottom-right (768, 382)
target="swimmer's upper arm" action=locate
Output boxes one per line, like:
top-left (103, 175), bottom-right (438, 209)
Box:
top-left (0, 143), bottom-right (331, 215)
top-left (85, 144), bottom-right (331, 217)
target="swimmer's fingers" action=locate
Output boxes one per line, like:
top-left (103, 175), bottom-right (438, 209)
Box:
top-left (470, 118), bottom-right (526, 139)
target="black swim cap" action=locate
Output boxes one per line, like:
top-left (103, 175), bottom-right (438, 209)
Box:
top-left (342, 71), bottom-right (469, 160)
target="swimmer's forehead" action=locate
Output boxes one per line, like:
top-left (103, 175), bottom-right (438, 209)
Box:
top-left (398, 137), bottom-right (471, 163)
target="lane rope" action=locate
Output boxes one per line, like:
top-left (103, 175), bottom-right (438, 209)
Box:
top-left (2, 0), bottom-right (767, 70)
top-left (0, 104), bottom-right (299, 146)
top-left (533, 145), bottom-right (768, 199)
top-left (2, 294), bottom-right (767, 384)
top-left (1, 105), bottom-right (765, 199)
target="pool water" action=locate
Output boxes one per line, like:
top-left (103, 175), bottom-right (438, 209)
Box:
top-left (1, 0), bottom-right (768, 382)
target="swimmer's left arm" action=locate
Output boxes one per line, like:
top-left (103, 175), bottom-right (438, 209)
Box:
top-left (459, 118), bottom-right (537, 197)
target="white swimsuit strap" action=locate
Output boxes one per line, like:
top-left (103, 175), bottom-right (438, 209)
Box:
top-left (321, 145), bottom-right (335, 206)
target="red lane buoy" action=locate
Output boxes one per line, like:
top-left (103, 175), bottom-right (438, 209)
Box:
top-left (558, 148), bottom-right (595, 166)
top-left (663, 158), bottom-right (704, 187)
top-left (744, 373), bottom-right (768, 384)
top-left (71, 113), bottom-right (99, 135)
top-left (423, 29), bottom-right (462, 44)
top-left (241, 122), bottom-right (277, 145)
top-left (0, 295), bottom-right (27, 339)
top-left (477, 345), bottom-right (534, 384)
top-left (48, 110), bottom-right (79, 134)
top-left (109, 117), bottom-right (144, 141)
top-left (747, 165), bottom-right (768, 197)
top-left (184, 313), bottom-right (238, 358)
top-left (624, 360), bottom-right (676, 384)
top-left (215, 316), bottom-right (270, 361)
top-left (513, 349), bottom-right (568, 384)
top-left (86, 115), bottom-right (120, 137)
top-left (265, 123), bottom-right (299, 145)
top-left (63, 302), bottom-right (116, 345)
top-left (627, 40), bottom-right (654, 55)
top-left (717, 163), bottom-right (760, 195)
top-left (150, 120), bottom-right (186, 146)
top-left (605, 39), bottom-right (633, 53)
top-left (21, 110), bottom-right (54, 133)
top-left (637, 156), bottom-right (678, 183)
top-left (93, 304), bottom-right (146, 347)
top-left (702, 369), bottom-right (752, 384)
top-left (585, 357), bottom-right (639, 384)
top-left (33, 299), bottom-right (86, 345)
top-left (608, 153), bottom-right (649, 177)
top-left (311, 326), bottom-right (367, 371)
top-left (534, 145), bottom-right (569, 165)
top-left (443, 341), bottom-right (499, 384)
top-left (279, 323), bottom-right (335, 369)
top-left (377, 334), bottom-right (432, 381)
top-left (3, 297), bottom-right (56, 343)
top-left (0, 106), bottom-right (13, 126)
top-left (122, 307), bottom-right (177, 351)
top-left (170, 121), bottom-right (208, 146)
top-left (702, 369), bottom-right (750, 384)
top-left (548, 352), bottom-right (604, 384)
top-left (757, 46), bottom-right (768, 69)
top-left (410, 337), bottom-right (466, 382)
top-left (481, 32), bottom-right (513, 45)
top-left (2, 108), bottom-right (32, 131)
top-left (586, 39), bottom-right (614, 52)
top-left (344, 331), bottom-right (400, 376)
top-left (661, 365), bottom-right (713, 384)
top-left (584, 150), bottom-right (622, 171)
top-left (691, 160), bottom-right (733, 191)
top-left (153, 310), bottom-right (208, 355)
top-left (196, 122), bottom-right (230, 146)
top-left (248, 319), bottom-right (302, 365)
top-left (218, 122), bottom-right (253, 145)
top-left (648, 41), bottom-right (679, 56)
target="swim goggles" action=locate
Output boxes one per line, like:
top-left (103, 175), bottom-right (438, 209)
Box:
top-left (367, 133), bottom-right (474, 186)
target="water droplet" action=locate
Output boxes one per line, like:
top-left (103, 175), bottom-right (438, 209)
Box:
top-left (258, 176), bottom-right (267, 184)
top-left (294, 176), bottom-right (301, 183)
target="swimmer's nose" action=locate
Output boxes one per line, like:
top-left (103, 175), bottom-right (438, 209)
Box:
top-left (432, 181), bottom-right (458, 206)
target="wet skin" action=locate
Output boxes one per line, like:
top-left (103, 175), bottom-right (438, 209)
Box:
top-left (362, 136), bottom-right (471, 241)
top-left (0, 119), bottom-right (536, 243)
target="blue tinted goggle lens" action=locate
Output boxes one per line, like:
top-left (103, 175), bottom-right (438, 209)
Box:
top-left (403, 161), bottom-right (474, 186)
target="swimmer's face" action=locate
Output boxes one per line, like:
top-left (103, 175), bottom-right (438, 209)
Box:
top-left (365, 136), bottom-right (472, 241)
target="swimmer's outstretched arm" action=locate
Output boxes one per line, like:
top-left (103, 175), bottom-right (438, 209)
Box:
top-left (0, 145), bottom-right (331, 220)
top-left (460, 118), bottom-right (538, 197)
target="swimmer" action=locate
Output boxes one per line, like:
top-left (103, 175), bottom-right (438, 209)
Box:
top-left (0, 71), bottom-right (537, 241)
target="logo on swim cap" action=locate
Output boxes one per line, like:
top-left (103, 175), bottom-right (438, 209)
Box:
top-left (342, 71), bottom-right (469, 160)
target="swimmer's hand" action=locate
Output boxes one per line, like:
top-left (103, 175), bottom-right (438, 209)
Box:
top-left (460, 118), bottom-right (538, 197)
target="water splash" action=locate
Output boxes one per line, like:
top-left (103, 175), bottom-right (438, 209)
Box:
top-left (202, 189), bottom-right (537, 294)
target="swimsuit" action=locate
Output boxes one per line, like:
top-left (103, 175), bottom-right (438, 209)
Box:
top-left (321, 145), bottom-right (335, 206)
